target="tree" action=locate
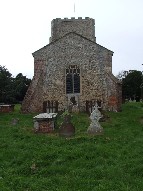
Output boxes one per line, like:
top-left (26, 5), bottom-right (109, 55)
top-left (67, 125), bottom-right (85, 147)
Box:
top-left (14, 73), bottom-right (31, 102)
top-left (116, 70), bottom-right (126, 81)
top-left (122, 70), bottom-right (143, 101)
top-left (0, 66), bottom-right (31, 103)
top-left (0, 65), bottom-right (15, 103)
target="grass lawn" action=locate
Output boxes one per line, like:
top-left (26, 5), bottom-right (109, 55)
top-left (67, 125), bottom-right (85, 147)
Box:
top-left (0, 103), bottom-right (143, 191)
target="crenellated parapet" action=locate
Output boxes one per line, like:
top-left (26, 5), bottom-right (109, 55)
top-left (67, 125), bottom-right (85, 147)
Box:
top-left (50, 17), bottom-right (96, 43)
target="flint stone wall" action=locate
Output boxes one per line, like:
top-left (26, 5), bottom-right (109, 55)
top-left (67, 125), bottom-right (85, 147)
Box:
top-left (21, 17), bottom-right (122, 113)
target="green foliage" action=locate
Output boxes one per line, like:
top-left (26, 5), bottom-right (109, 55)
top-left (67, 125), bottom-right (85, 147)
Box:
top-left (0, 65), bottom-right (14, 103)
top-left (0, 65), bottom-right (31, 103)
top-left (14, 73), bottom-right (31, 102)
top-left (0, 103), bottom-right (143, 190)
top-left (61, 110), bottom-right (70, 117)
top-left (122, 70), bottom-right (143, 100)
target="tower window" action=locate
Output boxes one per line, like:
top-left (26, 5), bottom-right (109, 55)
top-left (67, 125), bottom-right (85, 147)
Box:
top-left (66, 65), bottom-right (80, 94)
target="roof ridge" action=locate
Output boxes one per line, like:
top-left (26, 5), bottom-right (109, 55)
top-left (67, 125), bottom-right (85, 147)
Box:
top-left (33, 32), bottom-right (113, 55)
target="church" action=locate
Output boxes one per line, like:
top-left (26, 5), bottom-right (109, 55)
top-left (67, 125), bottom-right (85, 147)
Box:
top-left (21, 17), bottom-right (122, 113)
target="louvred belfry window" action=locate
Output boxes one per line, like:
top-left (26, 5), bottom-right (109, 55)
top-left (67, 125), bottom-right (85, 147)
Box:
top-left (66, 65), bottom-right (80, 94)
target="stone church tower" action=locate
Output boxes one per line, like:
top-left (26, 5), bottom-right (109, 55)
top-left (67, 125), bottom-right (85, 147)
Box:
top-left (22, 17), bottom-right (122, 113)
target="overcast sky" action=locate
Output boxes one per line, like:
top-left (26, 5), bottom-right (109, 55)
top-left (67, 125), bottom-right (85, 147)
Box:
top-left (0, 0), bottom-right (143, 78)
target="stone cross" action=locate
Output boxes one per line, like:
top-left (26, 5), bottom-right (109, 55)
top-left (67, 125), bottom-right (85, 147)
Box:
top-left (87, 103), bottom-right (103, 135)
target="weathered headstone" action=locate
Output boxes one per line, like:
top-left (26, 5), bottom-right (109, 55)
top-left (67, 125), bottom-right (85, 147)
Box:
top-left (87, 103), bottom-right (103, 135)
top-left (11, 118), bottom-right (19, 125)
top-left (59, 114), bottom-right (75, 137)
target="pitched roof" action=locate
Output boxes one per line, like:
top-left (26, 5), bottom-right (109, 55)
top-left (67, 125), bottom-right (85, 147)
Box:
top-left (32, 32), bottom-right (113, 56)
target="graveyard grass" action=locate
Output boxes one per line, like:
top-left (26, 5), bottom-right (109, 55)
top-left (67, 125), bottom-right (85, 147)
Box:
top-left (0, 103), bottom-right (143, 191)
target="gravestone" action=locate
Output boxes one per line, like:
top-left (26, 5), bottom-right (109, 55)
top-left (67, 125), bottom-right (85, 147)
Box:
top-left (59, 114), bottom-right (75, 137)
top-left (11, 118), bottom-right (19, 125)
top-left (87, 103), bottom-right (103, 135)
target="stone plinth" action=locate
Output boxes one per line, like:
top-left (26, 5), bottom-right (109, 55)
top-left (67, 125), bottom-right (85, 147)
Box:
top-left (33, 113), bottom-right (57, 133)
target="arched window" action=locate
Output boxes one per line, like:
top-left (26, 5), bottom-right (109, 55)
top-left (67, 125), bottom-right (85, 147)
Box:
top-left (66, 65), bottom-right (80, 94)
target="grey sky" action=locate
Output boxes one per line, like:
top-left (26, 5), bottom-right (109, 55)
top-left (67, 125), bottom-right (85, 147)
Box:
top-left (0, 0), bottom-right (143, 78)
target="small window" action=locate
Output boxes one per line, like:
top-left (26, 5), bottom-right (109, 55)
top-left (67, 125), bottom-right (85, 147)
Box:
top-left (66, 65), bottom-right (80, 94)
